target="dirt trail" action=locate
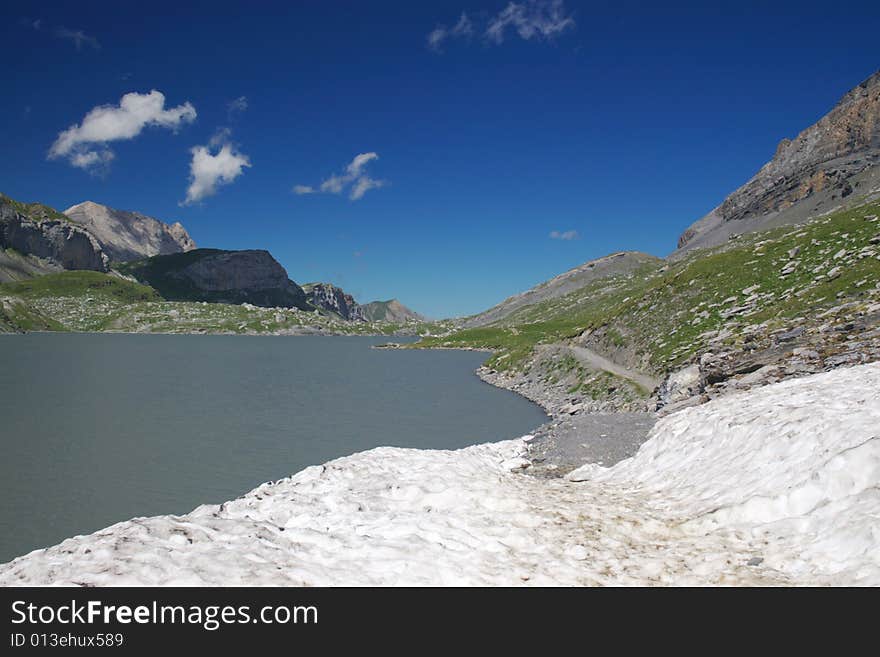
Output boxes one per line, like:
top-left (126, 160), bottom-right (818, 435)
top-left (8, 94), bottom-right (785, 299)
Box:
top-left (566, 345), bottom-right (661, 393)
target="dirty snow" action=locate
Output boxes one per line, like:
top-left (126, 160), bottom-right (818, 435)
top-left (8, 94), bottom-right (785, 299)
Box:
top-left (1, 363), bottom-right (878, 586)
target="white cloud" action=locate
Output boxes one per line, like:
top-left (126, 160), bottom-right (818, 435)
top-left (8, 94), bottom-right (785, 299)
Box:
top-left (48, 90), bottom-right (196, 172)
top-left (227, 96), bottom-right (248, 116)
top-left (350, 176), bottom-right (386, 200)
top-left (428, 2), bottom-right (574, 52)
top-left (549, 230), bottom-right (578, 240)
top-left (427, 27), bottom-right (448, 52)
top-left (427, 12), bottom-right (474, 52)
top-left (182, 133), bottom-right (251, 205)
top-left (55, 26), bottom-right (100, 50)
top-left (295, 152), bottom-right (387, 201)
top-left (70, 149), bottom-right (115, 171)
top-left (486, 1), bottom-right (574, 43)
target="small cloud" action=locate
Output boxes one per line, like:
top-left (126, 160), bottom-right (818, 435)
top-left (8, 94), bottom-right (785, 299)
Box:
top-left (351, 176), bottom-right (385, 200)
top-left (426, 27), bottom-right (448, 52)
top-left (295, 152), bottom-right (387, 201)
top-left (227, 96), bottom-right (248, 118)
top-left (54, 26), bottom-right (100, 51)
top-left (353, 250), bottom-right (364, 258)
top-left (427, 2), bottom-right (574, 53)
top-left (486, 0), bottom-right (575, 44)
top-left (549, 230), bottom-right (579, 241)
top-left (70, 149), bottom-right (115, 174)
top-left (48, 90), bottom-right (196, 173)
top-left (182, 131), bottom-right (251, 205)
top-left (427, 12), bottom-right (473, 52)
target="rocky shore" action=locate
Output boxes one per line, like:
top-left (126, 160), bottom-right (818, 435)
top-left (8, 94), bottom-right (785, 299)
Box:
top-left (475, 364), bottom-right (656, 478)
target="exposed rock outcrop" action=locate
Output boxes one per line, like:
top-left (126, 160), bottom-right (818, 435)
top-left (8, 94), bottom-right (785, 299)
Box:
top-left (64, 201), bottom-right (196, 263)
top-left (361, 299), bottom-right (425, 322)
top-left (118, 249), bottom-right (311, 309)
top-left (303, 283), bottom-right (366, 321)
top-left (0, 194), bottom-right (109, 281)
top-left (677, 70), bottom-right (880, 253)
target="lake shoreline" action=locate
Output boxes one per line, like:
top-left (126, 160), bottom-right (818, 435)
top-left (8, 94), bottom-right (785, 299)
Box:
top-left (3, 362), bottom-right (878, 585)
top-left (0, 333), bottom-right (545, 564)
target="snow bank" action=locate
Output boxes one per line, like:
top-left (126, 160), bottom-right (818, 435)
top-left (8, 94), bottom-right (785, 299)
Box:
top-left (2, 363), bottom-right (878, 585)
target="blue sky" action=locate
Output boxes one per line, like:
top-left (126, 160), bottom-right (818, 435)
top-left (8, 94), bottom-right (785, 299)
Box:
top-left (1, 1), bottom-right (878, 318)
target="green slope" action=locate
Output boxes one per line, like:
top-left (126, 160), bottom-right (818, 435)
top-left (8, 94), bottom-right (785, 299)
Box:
top-left (415, 201), bottom-right (880, 377)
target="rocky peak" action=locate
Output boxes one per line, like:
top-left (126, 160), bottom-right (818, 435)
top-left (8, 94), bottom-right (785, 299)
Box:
top-left (302, 283), bottom-right (367, 322)
top-left (64, 201), bottom-right (196, 263)
top-left (677, 70), bottom-right (880, 252)
top-left (361, 299), bottom-right (426, 322)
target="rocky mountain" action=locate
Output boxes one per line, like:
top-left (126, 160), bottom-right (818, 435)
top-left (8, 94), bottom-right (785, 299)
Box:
top-left (677, 70), bottom-right (880, 253)
top-left (302, 283), bottom-right (366, 321)
top-left (118, 249), bottom-right (311, 309)
top-left (463, 251), bottom-right (662, 327)
top-left (64, 201), bottom-right (196, 263)
top-left (361, 299), bottom-right (425, 322)
top-left (1, 194), bottom-right (108, 283)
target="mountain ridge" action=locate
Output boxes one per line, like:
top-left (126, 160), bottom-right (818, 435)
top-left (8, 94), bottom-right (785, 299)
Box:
top-left (64, 201), bottom-right (196, 263)
top-left (361, 299), bottom-right (425, 323)
top-left (676, 70), bottom-right (880, 253)
top-left (464, 251), bottom-right (663, 327)
top-left (118, 248), bottom-right (311, 309)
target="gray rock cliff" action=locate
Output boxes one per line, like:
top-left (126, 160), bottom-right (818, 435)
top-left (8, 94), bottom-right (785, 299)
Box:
top-left (677, 70), bottom-right (880, 253)
top-left (118, 249), bottom-right (310, 309)
top-left (302, 283), bottom-right (367, 321)
top-left (64, 201), bottom-right (196, 263)
top-left (0, 194), bottom-right (109, 280)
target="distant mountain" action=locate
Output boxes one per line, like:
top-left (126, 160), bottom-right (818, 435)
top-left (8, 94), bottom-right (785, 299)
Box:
top-left (361, 299), bottom-right (425, 323)
top-left (677, 70), bottom-right (880, 253)
top-left (463, 251), bottom-right (662, 327)
top-left (1, 193), bottom-right (108, 283)
top-left (118, 249), bottom-right (311, 309)
top-left (302, 283), bottom-right (366, 321)
top-left (64, 201), bottom-right (196, 263)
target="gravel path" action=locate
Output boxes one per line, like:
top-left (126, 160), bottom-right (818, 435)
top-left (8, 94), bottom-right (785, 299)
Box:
top-left (568, 345), bottom-right (661, 392)
top-left (526, 411), bottom-right (656, 477)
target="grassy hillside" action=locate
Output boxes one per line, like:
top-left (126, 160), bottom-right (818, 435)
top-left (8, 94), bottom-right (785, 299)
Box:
top-left (415, 202), bottom-right (880, 383)
top-left (0, 269), bottom-right (434, 336)
top-left (463, 251), bottom-right (662, 327)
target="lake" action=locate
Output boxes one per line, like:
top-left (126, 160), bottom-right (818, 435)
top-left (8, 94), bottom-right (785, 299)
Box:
top-left (0, 333), bottom-right (546, 563)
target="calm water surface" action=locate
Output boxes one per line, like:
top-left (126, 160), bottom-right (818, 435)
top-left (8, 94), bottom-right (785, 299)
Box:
top-left (0, 333), bottom-right (546, 562)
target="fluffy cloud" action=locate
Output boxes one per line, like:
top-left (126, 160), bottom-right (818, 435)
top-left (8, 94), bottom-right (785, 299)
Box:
top-left (294, 152), bottom-right (387, 201)
top-left (48, 90), bottom-right (196, 172)
top-left (427, 13), bottom-right (474, 52)
top-left (182, 132), bottom-right (251, 205)
top-left (549, 230), bottom-right (578, 240)
top-left (427, 1), bottom-right (574, 52)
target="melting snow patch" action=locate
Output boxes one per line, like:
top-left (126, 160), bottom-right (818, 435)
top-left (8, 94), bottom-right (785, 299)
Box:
top-left (1, 363), bottom-right (879, 586)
